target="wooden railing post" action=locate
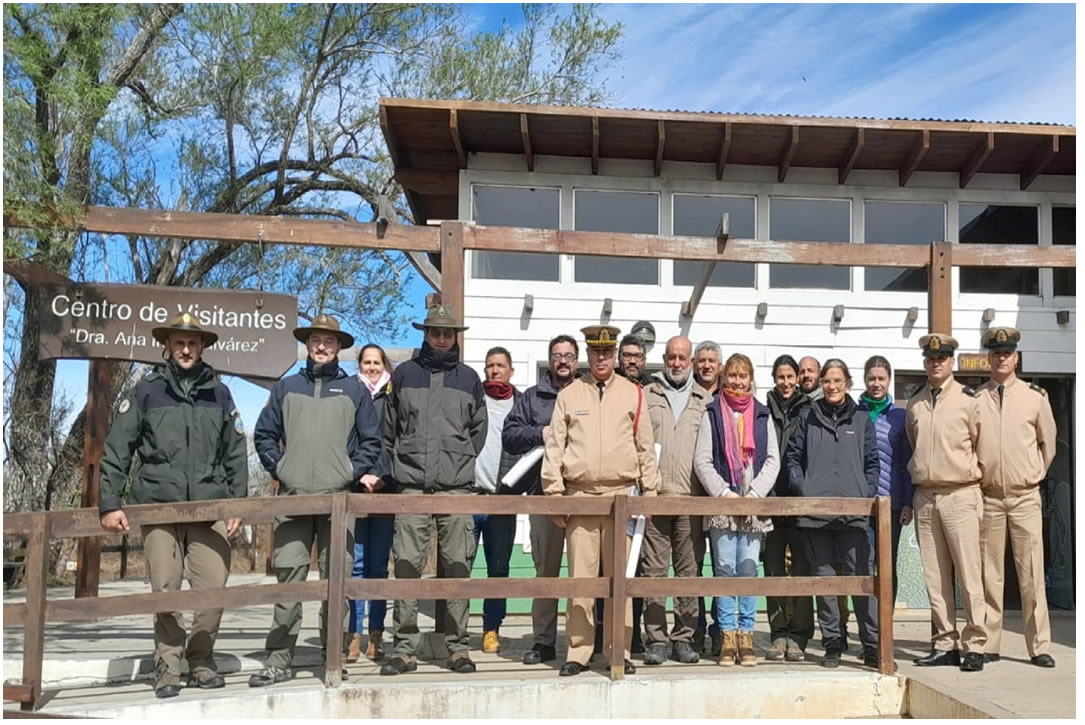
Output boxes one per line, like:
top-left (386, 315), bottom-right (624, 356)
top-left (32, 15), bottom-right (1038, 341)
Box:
top-left (876, 496), bottom-right (895, 675)
top-left (609, 495), bottom-right (629, 681)
top-left (21, 513), bottom-right (50, 711)
top-left (324, 493), bottom-right (348, 688)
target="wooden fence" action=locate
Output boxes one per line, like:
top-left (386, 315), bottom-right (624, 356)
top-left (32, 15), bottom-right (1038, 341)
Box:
top-left (3, 493), bottom-right (894, 712)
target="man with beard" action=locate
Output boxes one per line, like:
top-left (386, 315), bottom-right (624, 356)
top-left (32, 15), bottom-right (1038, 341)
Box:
top-left (798, 356), bottom-right (823, 402)
top-left (641, 336), bottom-right (710, 665)
top-left (502, 334), bottom-right (580, 665)
top-left (379, 305), bottom-right (487, 676)
top-left (618, 334), bottom-right (653, 386)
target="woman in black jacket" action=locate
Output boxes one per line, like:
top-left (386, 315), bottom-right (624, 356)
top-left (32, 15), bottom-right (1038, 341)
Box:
top-left (785, 358), bottom-right (880, 669)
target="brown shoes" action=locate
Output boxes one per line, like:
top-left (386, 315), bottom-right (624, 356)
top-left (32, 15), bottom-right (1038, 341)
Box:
top-left (718, 630), bottom-right (738, 666)
top-left (738, 631), bottom-right (757, 667)
top-left (366, 630), bottom-right (385, 660)
top-left (346, 633), bottom-right (363, 663)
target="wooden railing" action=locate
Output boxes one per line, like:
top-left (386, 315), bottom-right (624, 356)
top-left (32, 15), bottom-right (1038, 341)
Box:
top-left (2, 494), bottom-right (894, 711)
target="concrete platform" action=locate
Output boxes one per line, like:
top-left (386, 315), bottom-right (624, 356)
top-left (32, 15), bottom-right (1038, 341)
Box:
top-left (3, 574), bottom-right (1076, 718)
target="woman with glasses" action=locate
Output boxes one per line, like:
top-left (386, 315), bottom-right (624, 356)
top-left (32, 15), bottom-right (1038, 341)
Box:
top-left (784, 359), bottom-right (881, 669)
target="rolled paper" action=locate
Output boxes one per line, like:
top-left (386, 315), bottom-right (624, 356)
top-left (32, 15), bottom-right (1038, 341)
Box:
top-left (500, 445), bottom-right (545, 488)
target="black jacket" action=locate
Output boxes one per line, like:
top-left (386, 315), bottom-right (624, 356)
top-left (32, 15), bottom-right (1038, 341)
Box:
top-left (501, 372), bottom-right (577, 495)
top-left (785, 396), bottom-right (879, 530)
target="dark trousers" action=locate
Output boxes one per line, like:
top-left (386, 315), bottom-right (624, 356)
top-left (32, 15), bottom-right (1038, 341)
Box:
top-left (804, 527), bottom-right (879, 654)
top-left (468, 514), bottom-right (517, 632)
top-left (764, 525), bottom-right (815, 649)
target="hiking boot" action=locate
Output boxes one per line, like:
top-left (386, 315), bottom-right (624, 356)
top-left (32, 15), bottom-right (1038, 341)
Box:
top-left (154, 661), bottom-right (181, 698)
top-left (187, 667), bottom-right (225, 690)
top-left (738, 631), bottom-right (757, 667)
top-left (380, 656), bottom-right (417, 676)
top-left (785, 639), bottom-right (805, 662)
top-left (482, 630), bottom-right (500, 654)
top-left (718, 630), bottom-right (738, 667)
top-left (248, 665), bottom-right (293, 687)
top-left (346, 633), bottom-right (363, 663)
top-left (449, 651), bottom-right (476, 673)
top-left (366, 630), bottom-right (385, 660)
top-left (765, 638), bottom-right (787, 661)
top-left (672, 641), bottom-right (699, 664)
top-left (523, 644), bottom-right (556, 664)
top-left (642, 643), bottom-right (668, 665)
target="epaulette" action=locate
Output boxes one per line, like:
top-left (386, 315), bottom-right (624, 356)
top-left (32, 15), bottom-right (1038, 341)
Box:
top-left (962, 386), bottom-right (979, 398)
top-left (1029, 382), bottom-right (1048, 397)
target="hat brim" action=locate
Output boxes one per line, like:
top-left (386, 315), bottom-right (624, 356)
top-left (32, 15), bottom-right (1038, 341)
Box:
top-left (293, 327), bottom-right (355, 349)
top-left (921, 349), bottom-right (954, 358)
top-left (412, 321), bottom-right (468, 332)
top-left (152, 327), bottom-right (218, 347)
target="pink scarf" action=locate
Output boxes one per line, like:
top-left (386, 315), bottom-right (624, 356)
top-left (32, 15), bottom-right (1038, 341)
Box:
top-left (719, 388), bottom-right (756, 491)
top-left (359, 370), bottom-right (391, 398)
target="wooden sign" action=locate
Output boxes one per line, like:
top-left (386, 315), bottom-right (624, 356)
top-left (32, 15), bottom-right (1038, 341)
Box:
top-left (957, 352), bottom-right (1024, 374)
top-left (39, 283), bottom-right (299, 379)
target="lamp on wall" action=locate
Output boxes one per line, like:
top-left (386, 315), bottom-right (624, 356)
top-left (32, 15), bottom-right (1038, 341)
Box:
top-left (630, 320), bottom-right (656, 350)
top-left (602, 298), bottom-right (613, 316)
top-left (1056, 310), bottom-right (1070, 325)
top-left (832, 305), bottom-right (845, 323)
top-left (756, 302), bottom-right (768, 320)
top-left (982, 308), bottom-right (996, 323)
top-left (906, 307), bottom-right (919, 324)
top-left (522, 294), bottom-right (534, 313)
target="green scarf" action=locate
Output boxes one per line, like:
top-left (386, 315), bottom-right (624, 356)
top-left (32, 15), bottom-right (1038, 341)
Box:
top-left (860, 392), bottom-right (891, 423)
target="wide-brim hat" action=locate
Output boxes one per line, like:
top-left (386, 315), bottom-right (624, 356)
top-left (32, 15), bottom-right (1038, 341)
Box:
top-left (293, 313), bottom-right (355, 348)
top-left (152, 312), bottom-right (218, 346)
top-left (412, 304), bottom-right (468, 332)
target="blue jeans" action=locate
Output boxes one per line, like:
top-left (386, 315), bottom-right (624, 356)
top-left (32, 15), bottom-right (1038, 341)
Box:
top-left (709, 530), bottom-right (761, 632)
top-left (470, 514), bottom-right (517, 632)
top-left (349, 515), bottom-right (395, 634)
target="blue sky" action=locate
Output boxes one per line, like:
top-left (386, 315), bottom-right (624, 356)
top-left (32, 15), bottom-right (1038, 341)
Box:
top-left (48, 2), bottom-right (1076, 431)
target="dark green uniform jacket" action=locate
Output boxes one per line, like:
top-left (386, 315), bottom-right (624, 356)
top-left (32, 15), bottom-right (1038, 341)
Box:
top-left (99, 360), bottom-right (249, 515)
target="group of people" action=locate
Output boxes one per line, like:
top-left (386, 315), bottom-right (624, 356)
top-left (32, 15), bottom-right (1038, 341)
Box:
top-left (97, 306), bottom-right (1058, 698)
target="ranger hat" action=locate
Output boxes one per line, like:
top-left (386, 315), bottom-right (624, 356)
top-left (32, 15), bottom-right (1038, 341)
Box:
top-left (152, 311), bottom-right (218, 347)
top-left (917, 332), bottom-right (958, 358)
top-left (293, 313), bottom-right (354, 348)
top-left (581, 325), bottom-right (621, 348)
top-left (412, 304), bottom-right (468, 332)
top-left (982, 326), bottom-right (1020, 352)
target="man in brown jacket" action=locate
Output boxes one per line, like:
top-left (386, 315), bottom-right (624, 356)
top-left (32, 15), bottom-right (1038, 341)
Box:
top-left (542, 325), bottom-right (661, 677)
top-left (906, 333), bottom-right (986, 672)
top-left (976, 327), bottom-right (1057, 668)
top-left (641, 335), bottom-right (710, 665)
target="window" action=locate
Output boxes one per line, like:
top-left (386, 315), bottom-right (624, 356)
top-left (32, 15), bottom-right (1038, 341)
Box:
top-left (863, 201), bottom-right (944, 292)
top-left (769, 198), bottom-right (850, 289)
top-left (574, 190), bottom-right (659, 284)
top-left (672, 194), bottom-right (755, 288)
top-left (1053, 207), bottom-right (1075, 296)
top-left (959, 204), bottom-right (1038, 295)
top-left (471, 186), bottom-right (560, 281)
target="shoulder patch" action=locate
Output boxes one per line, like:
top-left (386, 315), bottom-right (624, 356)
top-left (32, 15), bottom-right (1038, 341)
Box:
top-left (118, 397), bottom-right (132, 415)
top-left (231, 408), bottom-right (245, 435)
top-left (1029, 382), bottom-right (1048, 397)
top-left (962, 386), bottom-right (979, 398)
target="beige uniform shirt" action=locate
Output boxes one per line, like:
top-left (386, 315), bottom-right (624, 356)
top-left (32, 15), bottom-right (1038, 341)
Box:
top-left (976, 376), bottom-right (1057, 498)
top-left (645, 380), bottom-right (710, 496)
top-left (542, 372), bottom-right (661, 496)
top-left (906, 376), bottom-right (981, 487)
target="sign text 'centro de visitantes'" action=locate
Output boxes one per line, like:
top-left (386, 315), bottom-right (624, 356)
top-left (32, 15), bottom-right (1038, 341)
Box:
top-left (39, 283), bottom-right (298, 379)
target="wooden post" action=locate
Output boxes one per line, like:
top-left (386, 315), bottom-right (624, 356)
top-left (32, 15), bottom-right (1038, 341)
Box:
top-left (324, 492), bottom-right (348, 688)
top-left (22, 513), bottom-right (50, 711)
top-left (876, 496), bottom-right (894, 676)
top-left (928, 242), bottom-right (952, 333)
top-left (76, 360), bottom-right (111, 598)
top-left (609, 495), bottom-right (629, 681)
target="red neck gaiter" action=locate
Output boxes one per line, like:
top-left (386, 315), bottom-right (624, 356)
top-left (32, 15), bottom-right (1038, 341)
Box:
top-left (484, 380), bottom-right (514, 400)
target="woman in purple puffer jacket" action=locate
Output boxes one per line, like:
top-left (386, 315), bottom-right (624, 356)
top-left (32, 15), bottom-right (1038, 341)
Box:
top-left (857, 355), bottom-right (914, 603)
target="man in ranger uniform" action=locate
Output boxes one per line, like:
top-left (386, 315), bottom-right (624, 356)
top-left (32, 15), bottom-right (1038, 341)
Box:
top-left (976, 327), bottom-right (1057, 668)
top-left (906, 333), bottom-right (986, 673)
top-left (99, 313), bottom-right (248, 699)
top-left (542, 325), bottom-right (661, 677)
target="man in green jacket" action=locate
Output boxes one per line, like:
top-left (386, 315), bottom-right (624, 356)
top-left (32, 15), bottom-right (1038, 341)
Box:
top-left (99, 312), bottom-right (248, 699)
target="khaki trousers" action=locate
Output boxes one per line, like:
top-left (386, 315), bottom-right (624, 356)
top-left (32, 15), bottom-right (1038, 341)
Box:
top-left (980, 488), bottom-right (1051, 657)
top-left (565, 514), bottom-right (632, 666)
top-left (529, 514), bottom-right (567, 648)
top-left (143, 521), bottom-right (231, 676)
top-left (914, 486), bottom-right (987, 654)
top-left (640, 514), bottom-right (704, 646)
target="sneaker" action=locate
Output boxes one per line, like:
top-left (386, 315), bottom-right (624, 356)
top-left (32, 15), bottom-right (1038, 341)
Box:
top-left (482, 630), bottom-right (500, 654)
top-left (248, 665), bottom-right (293, 687)
top-left (642, 643), bottom-right (668, 665)
top-left (449, 652), bottom-right (477, 673)
top-left (765, 638), bottom-right (787, 661)
top-left (672, 641), bottom-right (699, 664)
top-left (380, 656), bottom-right (417, 676)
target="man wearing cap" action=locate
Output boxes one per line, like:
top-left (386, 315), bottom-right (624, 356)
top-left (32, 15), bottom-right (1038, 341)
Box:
top-left (976, 327), bottom-right (1057, 668)
top-left (99, 313), bottom-right (248, 699)
top-left (906, 333), bottom-right (986, 672)
top-left (250, 314), bottom-right (383, 687)
top-left (379, 304), bottom-right (487, 677)
top-left (542, 325), bottom-right (661, 677)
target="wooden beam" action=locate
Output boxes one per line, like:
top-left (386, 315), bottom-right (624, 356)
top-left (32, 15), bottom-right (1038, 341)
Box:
top-left (959, 131), bottom-right (994, 189)
top-left (405, 250), bottom-right (441, 291)
top-left (3, 683), bottom-right (33, 704)
top-left (449, 109), bottom-right (467, 169)
top-left (323, 494), bottom-right (347, 688)
top-left (778, 126), bottom-right (799, 183)
top-left (653, 120), bottom-right (666, 177)
top-left (1020, 134), bottom-right (1059, 190)
top-left (951, 244), bottom-right (1075, 267)
top-left (440, 221), bottom-right (465, 350)
top-left (876, 496), bottom-right (895, 675)
top-left (3, 205), bottom-right (442, 253)
top-left (928, 242), bottom-right (952, 333)
top-left (75, 362), bottom-right (110, 599)
top-left (393, 169), bottom-right (459, 196)
top-left (377, 105), bottom-right (402, 167)
top-left (682, 214), bottom-right (729, 318)
top-left (838, 127), bottom-right (864, 185)
top-left (609, 495), bottom-right (629, 680)
top-left (21, 514), bottom-right (49, 711)
top-left (520, 113), bottom-right (534, 172)
top-left (591, 116), bottom-right (600, 175)
top-left (715, 122), bottom-right (732, 180)
top-left (627, 576), bottom-right (875, 598)
top-left (899, 129), bottom-right (929, 186)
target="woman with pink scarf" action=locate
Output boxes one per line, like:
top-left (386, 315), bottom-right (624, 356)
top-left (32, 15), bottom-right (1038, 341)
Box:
top-left (693, 353), bottom-right (779, 667)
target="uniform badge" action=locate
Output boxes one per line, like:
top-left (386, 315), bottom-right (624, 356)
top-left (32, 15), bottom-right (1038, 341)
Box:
top-left (927, 335), bottom-right (941, 351)
top-left (233, 413), bottom-right (245, 436)
top-left (599, 329), bottom-right (611, 343)
top-left (994, 329), bottom-right (1008, 344)
top-left (118, 398), bottom-right (131, 415)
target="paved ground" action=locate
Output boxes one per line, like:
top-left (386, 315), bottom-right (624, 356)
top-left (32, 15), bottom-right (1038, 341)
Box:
top-left (3, 573), bottom-right (1076, 718)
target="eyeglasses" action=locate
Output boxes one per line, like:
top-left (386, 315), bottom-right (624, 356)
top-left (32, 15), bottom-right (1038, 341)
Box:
top-left (620, 352), bottom-right (645, 361)
top-left (550, 353), bottom-right (577, 362)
